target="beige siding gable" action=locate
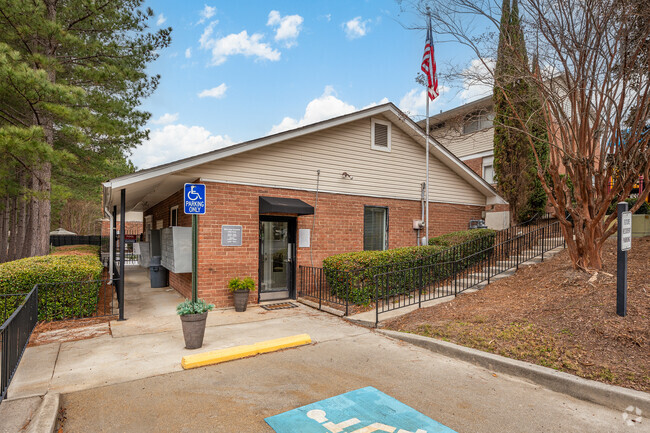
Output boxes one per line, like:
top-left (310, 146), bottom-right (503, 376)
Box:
top-left (433, 122), bottom-right (495, 159)
top-left (181, 117), bottom-right (487, 206)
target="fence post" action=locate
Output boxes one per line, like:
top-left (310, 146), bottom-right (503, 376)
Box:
top-left (318, 269), bottom-right (322, 310)
top-left (418, 266), bottom-right (422, 308)
top-left (345, 272), bottom-right (349, 317)
top-left (541, 224), bottom-right (545, 262)
top-left (516, 235), bottom-right (520, 270)
top-left (375, 276), bottom-right (379, 328)
top-left (453, 260), bottom-right (458, 296)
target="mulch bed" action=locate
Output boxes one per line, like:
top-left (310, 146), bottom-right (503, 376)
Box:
top-left (384, 236), bottom-right (650, 392)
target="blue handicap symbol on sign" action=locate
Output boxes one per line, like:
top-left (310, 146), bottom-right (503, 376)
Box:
top-left (265, 386), bottom-right (456, 433)
top-left (184, 183), bottom-right (206, 215)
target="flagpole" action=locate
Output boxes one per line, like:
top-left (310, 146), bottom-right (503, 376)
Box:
top-left (425, 90), bottom-right (430, 243)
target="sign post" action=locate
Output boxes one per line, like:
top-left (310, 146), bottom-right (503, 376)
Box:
top-left (617, 202), bottom-right (631, 317)
top-left (184, 183), bottom-right (206, 304)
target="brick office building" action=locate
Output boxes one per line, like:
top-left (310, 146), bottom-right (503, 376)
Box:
top-left (103, 103), bottom-right (506, 308)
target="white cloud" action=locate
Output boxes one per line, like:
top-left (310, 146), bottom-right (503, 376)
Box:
top-left (399, 86), bottom-right (452, 117)
top-left (151, 112), bottom-right (179, 125)
top-left (267, 10), bottom-right (304, 48)
top-left (198, 5), bottom-right (216, 25)
top-left (199, 24), bottom-right (280, 66)
top-left (198, 83), bottom-right (228, 99)
top-left (185, 48), bottom-right (191, 58)
top-left (343, 17), bottom-right (370, 39)
top-left (156, 13), bottom-right (166, 26)
top-left (133, 124), bottom-right (234, 169)
top-left (459, 58), bottom-right (495, 102)
top-left (362, 97), bottom-right (390, 110)
top-left (269, 86), bottom-right (387, 135)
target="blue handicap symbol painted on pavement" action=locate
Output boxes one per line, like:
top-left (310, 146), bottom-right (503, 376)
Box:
top-left (265, 386), bottom-right (456, 433)
top-left (184, 183), bottom-right (206, 215)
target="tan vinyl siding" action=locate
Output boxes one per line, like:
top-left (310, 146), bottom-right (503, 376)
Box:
top-left (433, 124), bottom-right (494, 159)
top-left (181, 117), bottom-right (486, 206)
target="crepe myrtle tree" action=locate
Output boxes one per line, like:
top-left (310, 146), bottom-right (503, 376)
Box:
top-left (401, 0), bottom-right (650, 270)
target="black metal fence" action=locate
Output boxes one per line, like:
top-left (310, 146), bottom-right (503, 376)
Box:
top-left (1, 286), bottom-right (38, 401)
top-left (373, 220), bottom-right (564, 324)
top-left (298, 217), bottom-right (565, 322)
top-left (50, 235), bottom-right (102, 247)
top-left (299, 266), bottom-right (350, 315)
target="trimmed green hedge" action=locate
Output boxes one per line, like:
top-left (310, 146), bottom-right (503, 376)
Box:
top-left (322, 228), bottom-right (498, 305)
top-left (428, 228), bottom-right (496, 247)
top-left (0, 252), bottom-right (103, 321)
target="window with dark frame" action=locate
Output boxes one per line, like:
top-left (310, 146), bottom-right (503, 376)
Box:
top-left (170, 206), bottom-right (178, 227)
top-left (363, 206), bottom-right (388, 251)
top-left (462, 111), bottom-right (494, 134)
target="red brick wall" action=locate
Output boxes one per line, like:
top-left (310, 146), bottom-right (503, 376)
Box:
top-left (100, 220), bottom-right (143, 237)
top-left (464, 157), bottom-right (483, 177)
top-left (145, 182), bottom-right (484, 307)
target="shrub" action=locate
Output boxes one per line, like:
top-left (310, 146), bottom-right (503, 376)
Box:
top-left (322, 228), bottom-right (497, 305)
top-left (228, 277), bottom-right (256, 292)
top-left (323, 245), bottom-right (448, 305)
top-left (606, 198), bottom-right (650, 215)
top-left (0, 253), bottom-right (103, 321)
top-left (428, 228), bottom-right (496, 247)
top-left (176, 298), bottom-right (214, 316)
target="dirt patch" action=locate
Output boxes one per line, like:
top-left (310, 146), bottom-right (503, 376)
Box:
top-left (29, 317), bottom-right (112, 346)
top-left (384, 236), bottom-right (650, 392)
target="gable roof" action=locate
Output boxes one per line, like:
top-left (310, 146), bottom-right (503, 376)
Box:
top-left (103, 102), bottom-right (505, 210)
top-left (418, 96), bottom-right (493, 127)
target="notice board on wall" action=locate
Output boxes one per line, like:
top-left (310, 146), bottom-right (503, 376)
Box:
top-left (222, 225), bottom-right (243, 246)
top-left (298, 229), bottom-right (310, 248)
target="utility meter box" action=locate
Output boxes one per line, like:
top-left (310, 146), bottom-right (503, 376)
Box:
top-left (413, 220), bottom-right (425, 230)
top-left (161, 226), bottom-right (192, 273)
top-left (137, 242), bottom-right (151, 268)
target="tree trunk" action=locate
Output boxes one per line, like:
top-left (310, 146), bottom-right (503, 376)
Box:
top-left (0, 198), bottom-right (7, 263)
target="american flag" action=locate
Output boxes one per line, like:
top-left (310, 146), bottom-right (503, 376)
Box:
top-left (421, 19), bottom-right (439, 101)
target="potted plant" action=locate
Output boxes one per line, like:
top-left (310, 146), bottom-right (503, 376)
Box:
top-left (228, 277), bottom-right (256, 312)
top-left (177, 298), bottom-right (214, 349)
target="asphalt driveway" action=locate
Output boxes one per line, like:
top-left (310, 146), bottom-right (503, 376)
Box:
top-left (59, 321), bottom-right (631, 433)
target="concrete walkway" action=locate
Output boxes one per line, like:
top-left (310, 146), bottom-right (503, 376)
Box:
top-left (7, 268), bottom-right (361, 400)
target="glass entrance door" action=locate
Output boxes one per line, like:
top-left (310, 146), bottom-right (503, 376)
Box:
top-left (259, 218), bottom-right (295, 301)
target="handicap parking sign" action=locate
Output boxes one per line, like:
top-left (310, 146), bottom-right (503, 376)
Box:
top-left (265, 386), bottom-right (456, 433)
top-left (184, 183), bottom-right (206, 215)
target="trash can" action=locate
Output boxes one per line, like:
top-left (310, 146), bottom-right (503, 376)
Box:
top-left (150, 256), bottom-right (168, 288)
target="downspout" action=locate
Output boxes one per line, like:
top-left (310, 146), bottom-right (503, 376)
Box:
top-left (420, 182), bottom-right (426, 246)
top-left (310, 169), bottom-right (321, 267)
top-left (103, 185), bottom-right (114, 284)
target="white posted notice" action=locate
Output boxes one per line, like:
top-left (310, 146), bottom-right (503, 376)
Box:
top-left (621, 211), bottom-right (632, 251)
top-left (299, 229), bottom-right (310, 248)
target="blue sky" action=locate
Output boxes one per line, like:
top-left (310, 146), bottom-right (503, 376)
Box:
top-left (133, 0), bottom-right (490, 169)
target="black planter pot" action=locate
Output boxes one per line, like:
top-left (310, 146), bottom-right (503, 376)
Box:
top-left (180, 312), bottom-right (208, 349)
top-left (233, 290), bottom-right (250, 312)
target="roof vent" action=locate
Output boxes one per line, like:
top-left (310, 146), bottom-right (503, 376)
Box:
top-left (371, 118), bottom-right (391, 152)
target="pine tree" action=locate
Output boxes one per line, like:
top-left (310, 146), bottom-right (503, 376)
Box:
top-left (0, 0), bottom-right (171, 261)
top-left (493, 0), bottom-right (549, 223)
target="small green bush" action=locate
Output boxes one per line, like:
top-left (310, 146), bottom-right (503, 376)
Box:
top-left (428, 228), bottom-right (496, 247)
top-left (228, 277), bottom-right (256, 292)
top-left (322, 228), bottom-right (497, 305)
top-left (0, 253), bottom-right (103, 321)
top-left (606, 198), bottom-right (650, 215)
top-left (176, 298), bottom-right (214, 315)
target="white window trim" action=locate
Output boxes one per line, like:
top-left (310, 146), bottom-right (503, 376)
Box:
top-left (482, 156), bottom-right (495, 184)
top-left (144, 215), bottom-right (153, 241)
top-left (370, 118), bottom-right (391, 152)
top-left (170, 205), bottom-right (179, 227)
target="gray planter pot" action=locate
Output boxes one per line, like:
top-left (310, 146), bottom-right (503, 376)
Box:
top-left (233, 290), bottom-right (250, 312)
top-left (180, 312), bottom-right (208, 349)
